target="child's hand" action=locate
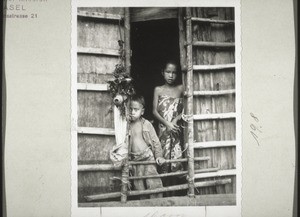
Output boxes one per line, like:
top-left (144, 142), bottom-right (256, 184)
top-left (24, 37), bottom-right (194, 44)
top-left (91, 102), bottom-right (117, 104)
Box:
top-left (156, 157), bottom-right (166, 166)
top-left (166, 121), bottom-right (180, 134)
top-left (126, 114), bottom-right (132, 122)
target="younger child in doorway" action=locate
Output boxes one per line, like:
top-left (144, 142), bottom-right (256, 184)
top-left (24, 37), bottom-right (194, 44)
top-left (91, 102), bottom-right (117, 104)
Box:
top-left (128, 94), bottom-right (166, 199)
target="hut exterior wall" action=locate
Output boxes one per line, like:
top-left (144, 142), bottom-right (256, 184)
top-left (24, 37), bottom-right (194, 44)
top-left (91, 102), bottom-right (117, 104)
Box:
top-left (182, 7), bottom-right (236, 195)
top-left (77, 7), bottom-right (125, 203)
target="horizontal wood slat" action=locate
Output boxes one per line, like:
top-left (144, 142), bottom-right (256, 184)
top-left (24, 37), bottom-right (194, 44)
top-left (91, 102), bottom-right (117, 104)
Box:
top-left (79, 193), bottom-right (236, 207)
top-left (77, 10), bottom-right (123, 21)
top-left (194, 113), bottom-right (236, 120)
top-left (129, 156), bottom-right (210, 165)
top-left (192, 89), bottom-right (235, 96)
top-left (85, 179), bottom-right (232, 201)
top-left (194, 140), bottom-right (236, 149)
top-left (127, 179), bottom-right (231, 196)
top-left (192, 41), bottom-right (235, 48)
top-left (129, 170), bottom-right (188, 180)
top-left (193, 63), bottom-right (235, 71)
top-left (85, 192), bottom-right (120, 201)
top-left (128, 167), bottom-right (219, 180)
top-left (77, 83), bottom-right (109, 91)
top-left (77, 47), bottom-right (120, 57)
top-left (78, 164), bottom-right (219, 174)
top-left (77, 127), bottom-right (115, 135)
top-left (191, 17), bottom-right (234, 24)
top-left (78, 164), bottom-right (121, 172)
top-left (130, 8), bottom-right (178, 22)
top-left (194, 169), bottom-right (236, 179)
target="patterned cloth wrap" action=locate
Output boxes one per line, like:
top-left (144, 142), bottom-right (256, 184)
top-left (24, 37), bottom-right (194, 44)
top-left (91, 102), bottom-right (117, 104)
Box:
top-left (109, 142), bottom-right (128, 167)
top-left (157, 95), bottom-right (184, 173)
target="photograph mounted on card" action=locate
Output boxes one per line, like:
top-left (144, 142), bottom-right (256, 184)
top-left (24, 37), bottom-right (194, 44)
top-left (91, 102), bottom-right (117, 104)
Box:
top-left (71, 5), bottom-right (241, 212)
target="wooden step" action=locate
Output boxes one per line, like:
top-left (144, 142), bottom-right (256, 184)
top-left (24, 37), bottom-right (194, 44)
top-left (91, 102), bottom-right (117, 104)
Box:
top-left (193, 63), bottom-right (235, 71)
top-left (77, 127), bottom-right (115, 136)
top-left (77, 10), bottom-right (123, 21)
top-left (194, 140), bottom-right (236, 149)
top-left (77, 46), bottom-right (120, 57)
top-left (77, 83), bottom-right (108, 91)
top-left (191, 17), bottom-right (234, 24)
top-left (194, 169), bottom-right (236, 179)
top-left (192, 89), bottom-right (235, 96)
top-left (78, 164), bottom-right (121, 172)
top-left (192, 41), bottom-right (235, 48)
top-left (194, 113), bottom-right (236, 120)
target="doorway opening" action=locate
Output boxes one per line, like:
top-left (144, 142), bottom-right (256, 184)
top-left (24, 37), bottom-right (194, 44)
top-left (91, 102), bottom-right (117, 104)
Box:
top-left (131, 19), bottom-right (182, 123)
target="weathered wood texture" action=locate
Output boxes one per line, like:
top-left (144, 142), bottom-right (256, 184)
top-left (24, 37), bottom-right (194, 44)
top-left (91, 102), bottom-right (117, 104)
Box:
top-left (78, 171), bottom-right (122, 203)
top-left (130, 8), bottom-right (178, 22)
top-left (77, 91), bottom-right (114, 128)
top-left (78, 134), bottom-right (115, 163)
top-left (189, 7), bottom-right (236, 195)
top-left (178, 8), bottom-right (187, 72)
top-left (77, 7), bottom-right (125, 203)
top-left (79, 193), bottom-right (236, 207)
top-left (85, 179), bottom-right (231, 201)
top-left (185, 7), bottom-right (195, 197)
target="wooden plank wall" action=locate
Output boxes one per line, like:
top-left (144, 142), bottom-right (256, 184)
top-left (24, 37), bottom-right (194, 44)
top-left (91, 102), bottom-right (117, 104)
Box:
top-left (77, 7), bottom-right (124, 203)
top-left (190, 8), bottom-right (236, 195)
top-left (130, 7), bottom-right (178, 22)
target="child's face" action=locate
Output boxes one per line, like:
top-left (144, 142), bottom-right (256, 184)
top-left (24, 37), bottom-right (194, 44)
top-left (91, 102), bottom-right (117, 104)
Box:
top-left (163, 63), bottom-right (177, 85)
top-left (129, 101), bottom-right (144, 121)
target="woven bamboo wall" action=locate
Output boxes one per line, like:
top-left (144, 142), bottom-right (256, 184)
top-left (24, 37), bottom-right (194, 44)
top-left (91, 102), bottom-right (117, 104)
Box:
top-left (179, 7), bottom-right (236, 195)
top-left (77, 7), bottom-right (124, 203)
top-left (192, 7), bottom-right (235, 195)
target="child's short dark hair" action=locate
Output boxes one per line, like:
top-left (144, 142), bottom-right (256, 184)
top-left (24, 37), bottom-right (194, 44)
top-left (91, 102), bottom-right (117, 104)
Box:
top-left (130, 94), bottom-right (145, 108)
top-left (162, 60), bottom-right (179, 72)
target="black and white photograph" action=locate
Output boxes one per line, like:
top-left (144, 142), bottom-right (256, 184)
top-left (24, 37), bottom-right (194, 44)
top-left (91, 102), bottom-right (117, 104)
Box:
top-left (3, 0), bottom-right (297, 216)
top-left (72, 5), bottom-right (241, 213)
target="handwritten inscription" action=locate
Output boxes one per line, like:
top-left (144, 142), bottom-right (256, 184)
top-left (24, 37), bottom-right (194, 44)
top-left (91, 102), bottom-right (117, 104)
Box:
top-left (250, 113), bottom-right (262, 146)
top-left (144, 211), bottom-right (184, 217)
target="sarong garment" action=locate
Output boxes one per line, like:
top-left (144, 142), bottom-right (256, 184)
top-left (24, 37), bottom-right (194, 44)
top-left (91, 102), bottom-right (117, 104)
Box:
top-left (157, 95), bottom-right (184, 173)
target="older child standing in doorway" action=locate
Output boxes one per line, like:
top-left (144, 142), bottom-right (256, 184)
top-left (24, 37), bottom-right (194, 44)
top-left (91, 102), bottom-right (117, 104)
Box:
top-left (152, 61), bottom-right (185, 195)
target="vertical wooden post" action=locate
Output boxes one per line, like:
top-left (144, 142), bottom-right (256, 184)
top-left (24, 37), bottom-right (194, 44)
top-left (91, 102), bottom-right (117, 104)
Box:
top-left (185, 7), bottom-right (195, 197)
top-left (120, 7), bottom-right (131, 203)
top-left (120, 121), bottom-right (130, 203)
top-left (124, 8), bottom-right (131, 75)
top-left (178, 8), bottom-right (187, 72)
top-left (120, 111), bottom-right (131, 203)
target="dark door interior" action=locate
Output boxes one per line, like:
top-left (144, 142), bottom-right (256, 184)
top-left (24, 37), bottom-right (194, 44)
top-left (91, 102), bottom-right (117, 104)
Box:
top-left (131, 19), bottom-right (181, 123)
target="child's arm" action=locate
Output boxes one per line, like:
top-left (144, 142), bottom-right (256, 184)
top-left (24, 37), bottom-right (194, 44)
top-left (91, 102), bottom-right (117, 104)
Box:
top-left (171, 85), bottom-right (184, 125)
top-left (147, 121), bottom-right (166, 165)
top-left (153, 87), bottom-right (180, 133)
top-left (147, 120), bottom-right (163, 158)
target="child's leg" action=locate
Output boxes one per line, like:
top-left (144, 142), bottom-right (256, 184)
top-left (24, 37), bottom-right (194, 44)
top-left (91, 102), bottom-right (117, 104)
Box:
top-left (132, 164), bottom-right (148, 200)
top-left (145, 164), bottom-right (163, 199)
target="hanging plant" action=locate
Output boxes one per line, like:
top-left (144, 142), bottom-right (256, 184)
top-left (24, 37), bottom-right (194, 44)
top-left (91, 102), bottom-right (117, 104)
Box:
top-left (107, 40), bottom-right (135, 117)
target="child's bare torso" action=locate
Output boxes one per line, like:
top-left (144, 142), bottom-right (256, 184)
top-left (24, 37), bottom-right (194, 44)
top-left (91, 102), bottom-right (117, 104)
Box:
top-left (157, 84), bottom-right (183, 98)
top-left (130, 119), bottom-right (149, 153)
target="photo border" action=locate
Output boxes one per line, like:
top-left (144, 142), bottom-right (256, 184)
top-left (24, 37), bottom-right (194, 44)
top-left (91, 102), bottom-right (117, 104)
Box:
top-left (71, 1), bottom-right (242, 216)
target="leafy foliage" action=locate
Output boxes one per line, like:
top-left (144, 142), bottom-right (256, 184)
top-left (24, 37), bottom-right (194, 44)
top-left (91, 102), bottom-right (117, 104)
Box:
top-left (107, 63), bottom-right (135, 116)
